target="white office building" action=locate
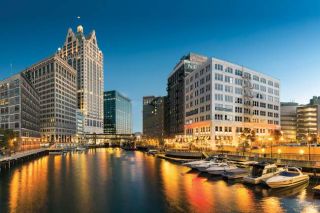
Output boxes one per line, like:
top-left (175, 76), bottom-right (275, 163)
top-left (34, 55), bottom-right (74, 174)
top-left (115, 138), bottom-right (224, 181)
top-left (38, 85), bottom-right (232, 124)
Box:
top-left (184, 57), bottom-right (280, 147)
top-left (59, 25), bottom-right (104, 134)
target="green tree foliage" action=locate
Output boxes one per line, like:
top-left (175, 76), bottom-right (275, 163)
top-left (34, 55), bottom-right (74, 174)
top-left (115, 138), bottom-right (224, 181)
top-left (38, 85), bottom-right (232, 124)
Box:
top-left (240, 128), bottom-right (256, 147)
top-left (0, 129), bottom-right (16, 149)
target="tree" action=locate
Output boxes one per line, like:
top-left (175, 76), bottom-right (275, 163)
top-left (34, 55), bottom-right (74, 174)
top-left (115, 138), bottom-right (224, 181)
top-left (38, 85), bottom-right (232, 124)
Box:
top-left (270, 129), bottom-right (282, 145)
top-left (0, 129), bottom-right (16, 151)
top-left (239, 128), bottom-right (256, 154)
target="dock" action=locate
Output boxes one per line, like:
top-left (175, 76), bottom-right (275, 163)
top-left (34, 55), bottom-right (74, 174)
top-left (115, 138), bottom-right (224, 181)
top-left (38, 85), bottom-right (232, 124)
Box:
top-left (0, 148), bottom-right (48, 172)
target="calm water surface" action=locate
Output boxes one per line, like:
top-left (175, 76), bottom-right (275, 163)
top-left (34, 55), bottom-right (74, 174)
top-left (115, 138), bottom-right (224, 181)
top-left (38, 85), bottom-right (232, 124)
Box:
top-left (0, 148), bottom-right (320, 213)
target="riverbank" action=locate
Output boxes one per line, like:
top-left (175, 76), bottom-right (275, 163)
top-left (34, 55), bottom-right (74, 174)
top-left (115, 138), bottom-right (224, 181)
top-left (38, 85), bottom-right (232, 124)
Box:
top-left (153, 151), bottom-right (320, 180)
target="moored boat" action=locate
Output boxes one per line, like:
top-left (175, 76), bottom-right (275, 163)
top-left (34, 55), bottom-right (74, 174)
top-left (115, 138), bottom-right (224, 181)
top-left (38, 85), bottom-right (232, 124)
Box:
top-left (243, 162), bottom-right (284, 184)
top-left (182, 156), bottom-right (215, 168)
top-left (265, 167), bottom-right (309, 189)
top-left (222, 168), bottom-right (249, 179)
top-left (206, 163), bottom-right (238, 175)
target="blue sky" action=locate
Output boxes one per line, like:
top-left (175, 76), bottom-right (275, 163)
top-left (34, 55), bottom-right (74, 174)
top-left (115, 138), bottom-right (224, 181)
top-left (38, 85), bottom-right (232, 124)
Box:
top-left (1, 0), bottom-right (320, 132)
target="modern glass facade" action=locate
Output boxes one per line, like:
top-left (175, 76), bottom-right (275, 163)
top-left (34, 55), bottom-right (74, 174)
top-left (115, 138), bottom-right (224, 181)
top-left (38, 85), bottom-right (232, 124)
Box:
top-left (104, 91), bottom-right (132, 134)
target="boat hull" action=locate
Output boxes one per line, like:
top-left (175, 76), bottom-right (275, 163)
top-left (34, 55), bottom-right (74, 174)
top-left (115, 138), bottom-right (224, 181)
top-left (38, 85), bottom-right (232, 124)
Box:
top-left (267, 176), bottom-right (309, 188)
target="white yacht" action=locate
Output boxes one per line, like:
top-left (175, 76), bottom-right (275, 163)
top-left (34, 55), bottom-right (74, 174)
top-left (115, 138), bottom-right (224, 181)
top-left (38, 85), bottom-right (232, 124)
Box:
top-left (182, 157), bottom-right (215, 168)
top-left (206, 163), bottom-right (238, 175)
top-left (266, 167), bottom-right (309, 188)
top-left (222, 168), bottom-right (249, 179)
top-left (195, 161), bottom-right (221, 172)
top-left (243, 162), bottom-right (284, 184)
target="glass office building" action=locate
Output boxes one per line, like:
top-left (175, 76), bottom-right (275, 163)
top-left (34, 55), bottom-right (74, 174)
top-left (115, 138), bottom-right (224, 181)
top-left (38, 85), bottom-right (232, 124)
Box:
top-left (104, 91), bottom-right (132, 134)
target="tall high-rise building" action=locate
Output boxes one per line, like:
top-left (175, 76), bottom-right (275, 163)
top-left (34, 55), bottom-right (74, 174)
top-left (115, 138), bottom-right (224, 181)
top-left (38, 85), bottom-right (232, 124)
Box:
top-left (166, 53), bottom-right (207, 137)
top-left (104, 90), bottom-right (132, 134)
top-left (184, 57), bottom-right (281, 147)
top-left (143, 96), bottom-right (167, 138)
top-left (0, 73), bottom-right (41, 145)
top-left (59, 25), bottom-right (104, 134)
top-left (23, 55), bottom-right (77, 143)
top-left (280, 102), bottom-right (298, 142)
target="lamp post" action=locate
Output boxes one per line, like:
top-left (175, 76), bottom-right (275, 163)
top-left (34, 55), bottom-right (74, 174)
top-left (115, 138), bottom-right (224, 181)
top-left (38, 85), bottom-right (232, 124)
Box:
top-left (307, 135), bottom-right (312, 161)
top-left (268, 137), bottom-right (273, 158)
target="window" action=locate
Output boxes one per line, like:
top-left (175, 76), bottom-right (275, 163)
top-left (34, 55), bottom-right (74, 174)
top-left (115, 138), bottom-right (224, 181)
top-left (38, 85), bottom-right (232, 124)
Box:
top-left (260, 78), bottom-right (266, 84)
top-left (253, 83), bottom-right (259, 90)
top-left (215, 114), bottom-right (223, 120)
top-left (206, 84), bottom-right (211, 92)
top-left (260, 102), bottom-right (266, 108)
top-left (206, 74), bottom-right (211, 82)
top-left (235, 78), bottom-right (242, 86)
top-left (225, 85), bottom-right (233, 93)
top-left (253, 75), bottom-right (259, 81)
top-left (215, 73), bottom-right (223, 81)
top-left (235, 116), bottom-right (243, 122)
top-left (215, 83), bottom-right (223, 91)
top-left (215, 64), bottom-right (223, 71)
top-left (215, 94), bottom-right (223, 101)
top-left (235, 87), bottom-right (243, 95)
top-left (225, 67), bottom-right (233, 74)
top-left (235, 98), bottom-right (243, 104)
top-left (225, 95), bottom-right (233, 103)
top-left (235, 107), bottom-right (242, 113)
top-left (235, 69), bottom-right (243, 76)
top-left (268, 80), bottom-right (273, 86)
top-left (225, 76), bottom-right (233, 83)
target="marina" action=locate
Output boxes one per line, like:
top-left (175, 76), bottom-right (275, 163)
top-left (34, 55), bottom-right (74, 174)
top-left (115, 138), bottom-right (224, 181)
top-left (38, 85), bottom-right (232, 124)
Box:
top-left (0, 148), bottom-right (320, 212)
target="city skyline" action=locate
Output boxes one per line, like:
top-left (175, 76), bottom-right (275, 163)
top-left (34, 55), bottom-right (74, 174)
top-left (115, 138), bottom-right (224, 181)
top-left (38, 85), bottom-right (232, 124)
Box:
top-left (2, 0), bottom-right (320, 132)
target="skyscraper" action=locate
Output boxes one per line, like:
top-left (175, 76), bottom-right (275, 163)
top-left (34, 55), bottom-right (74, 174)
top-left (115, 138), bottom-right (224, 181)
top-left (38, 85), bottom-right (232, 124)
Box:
top-left (104, 90), bottom-right (132, 134)
top-left (23, 55), bottom-right (77, 143)
top-left (59, 25), bottom-right (104, 134)
top-left (143, 96), bottom-right (167, 138)
top-left (166, 53), bottom-right (207, 137)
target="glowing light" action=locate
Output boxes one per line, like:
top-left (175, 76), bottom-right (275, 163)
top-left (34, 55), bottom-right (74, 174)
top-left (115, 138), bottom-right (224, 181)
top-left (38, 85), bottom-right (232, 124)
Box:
top-left (299, 149), bottom-right (304, 155)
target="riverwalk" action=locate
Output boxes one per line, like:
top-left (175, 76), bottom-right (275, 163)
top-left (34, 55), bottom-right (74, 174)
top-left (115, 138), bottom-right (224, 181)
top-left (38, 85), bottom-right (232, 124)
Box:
top-left (0, 148), bottom-right (48, 171)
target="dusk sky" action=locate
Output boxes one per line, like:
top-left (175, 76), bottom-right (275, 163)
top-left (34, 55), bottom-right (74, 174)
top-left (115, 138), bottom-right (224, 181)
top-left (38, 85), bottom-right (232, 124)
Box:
top-left (1, 0), bottom-right (320, 132)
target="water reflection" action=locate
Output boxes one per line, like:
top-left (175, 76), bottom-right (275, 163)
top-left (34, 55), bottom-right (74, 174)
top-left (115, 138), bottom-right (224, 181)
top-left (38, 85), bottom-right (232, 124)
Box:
top-left (0, 149), bottom-right (320, 213)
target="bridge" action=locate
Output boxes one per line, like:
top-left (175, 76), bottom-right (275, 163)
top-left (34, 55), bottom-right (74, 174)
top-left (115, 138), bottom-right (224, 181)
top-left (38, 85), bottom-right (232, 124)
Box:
top-left (83, 134), bottom-right (136, 146)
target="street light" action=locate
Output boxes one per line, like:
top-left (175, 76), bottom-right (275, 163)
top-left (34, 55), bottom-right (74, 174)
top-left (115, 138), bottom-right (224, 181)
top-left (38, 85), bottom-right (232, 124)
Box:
top-left (307, 135), bottom-right (312, 161)
top-left (268, 137), bottom-right (273, 158)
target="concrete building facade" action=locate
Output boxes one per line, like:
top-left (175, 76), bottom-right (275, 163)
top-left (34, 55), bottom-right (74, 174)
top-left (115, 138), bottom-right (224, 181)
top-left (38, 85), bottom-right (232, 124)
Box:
top-left (0, 73), bottom-right (41, 145)
top-left (143, 96), bottom-right (167, 138)
top-left (280, 102), bottom-right (298, 142)
top-left (166, 53), bottom-right (208, 137)
top-left (23, 55), bottom-right (77, 143)
top-left (59, 25), bottom-right (104, 134)
top-left (297, 103), bottom-right (320, 143)
top-left (184, 57), bottom-right (281, 147)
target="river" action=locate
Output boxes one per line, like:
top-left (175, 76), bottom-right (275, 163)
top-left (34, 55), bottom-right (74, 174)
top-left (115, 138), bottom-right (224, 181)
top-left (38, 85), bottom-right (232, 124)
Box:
top-left (0, 148), bottom-right (319, 213)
